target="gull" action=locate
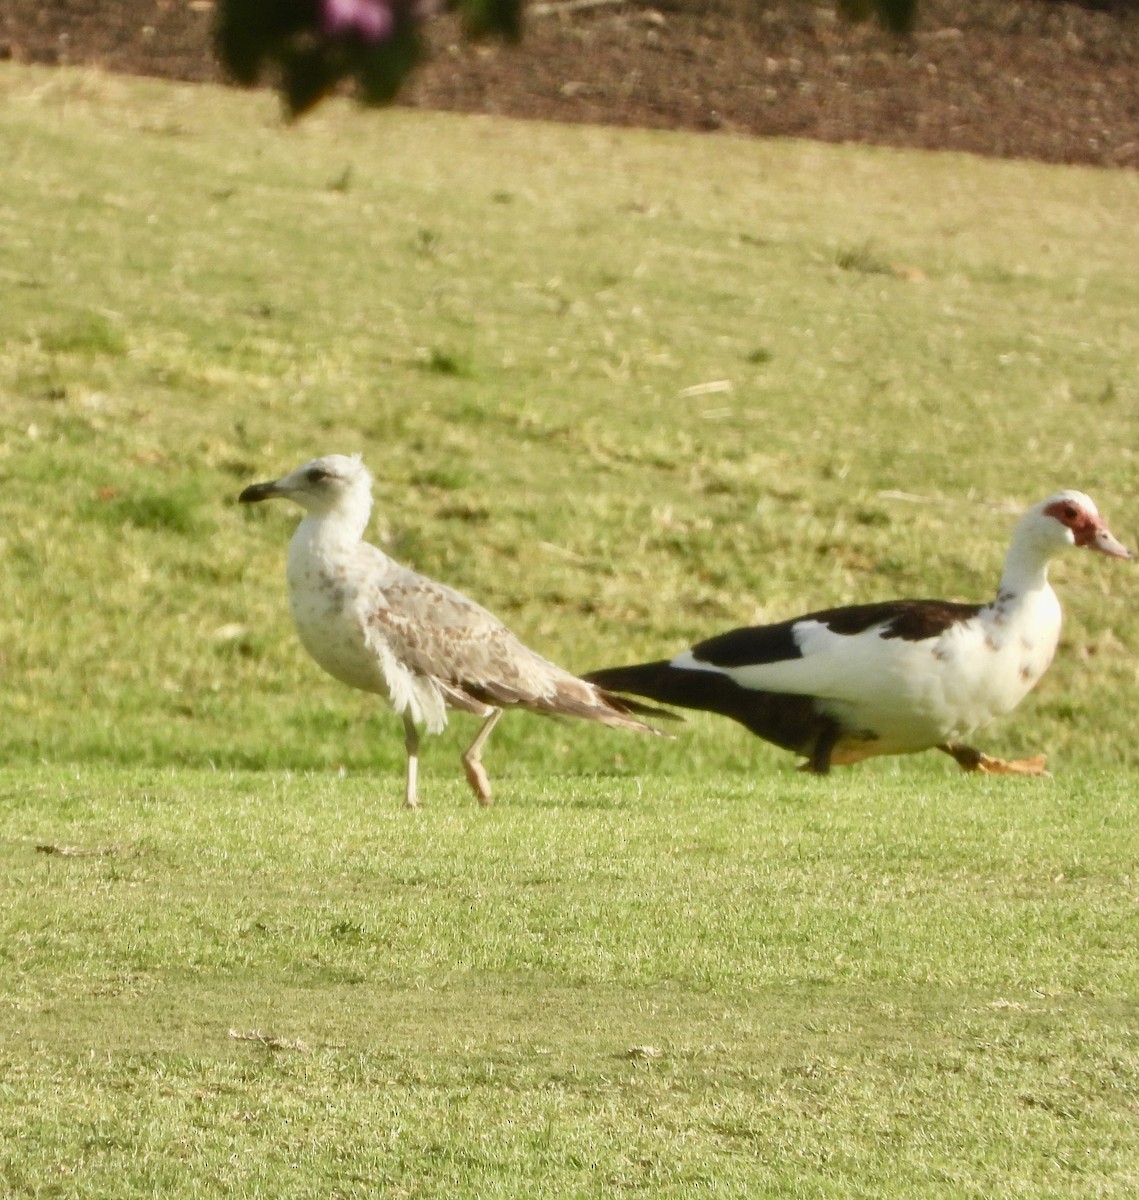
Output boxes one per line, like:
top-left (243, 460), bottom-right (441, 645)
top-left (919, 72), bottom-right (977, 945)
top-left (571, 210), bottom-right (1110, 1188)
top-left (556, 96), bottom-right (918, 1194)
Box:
top-left (586, 491), bottom-right (1129, 775)
top-left (239, 454), bottom-right (667, 806)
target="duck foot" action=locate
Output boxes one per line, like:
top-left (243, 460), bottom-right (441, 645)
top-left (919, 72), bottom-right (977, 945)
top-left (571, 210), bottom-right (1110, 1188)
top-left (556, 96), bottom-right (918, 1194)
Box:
top-left (939, 742), bottom-right (1050, 777)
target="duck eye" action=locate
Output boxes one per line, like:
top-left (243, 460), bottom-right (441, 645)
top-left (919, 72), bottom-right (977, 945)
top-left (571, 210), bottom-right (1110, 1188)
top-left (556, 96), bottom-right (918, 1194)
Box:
top-left (1062, 504), bottom-right (1078, 521)
top-left (305, 467), bottom-right (330, 483)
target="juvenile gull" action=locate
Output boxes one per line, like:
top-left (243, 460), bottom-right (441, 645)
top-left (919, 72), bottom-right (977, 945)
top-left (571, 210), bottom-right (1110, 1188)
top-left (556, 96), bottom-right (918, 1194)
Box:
top-left (239, 454), bottom-right (667, 806)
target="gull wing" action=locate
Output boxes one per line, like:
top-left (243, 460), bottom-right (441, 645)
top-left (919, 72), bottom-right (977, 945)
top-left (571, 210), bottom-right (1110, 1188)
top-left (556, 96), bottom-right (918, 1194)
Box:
top-left (368, 573), bottom-right (556, 705)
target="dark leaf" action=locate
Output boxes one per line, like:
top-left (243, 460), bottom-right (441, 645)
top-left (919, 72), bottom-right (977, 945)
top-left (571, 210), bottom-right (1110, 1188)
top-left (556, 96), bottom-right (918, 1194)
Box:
top-left (835, 0), bottom-right (875, 21)
top-left (836, 0), bottom-right (917, 33)
top-left (356, 20), bottom-right (424, 106)
top-left (280, 45), bottom-right (347, 117)
top-left (875, 0), bottom-right (918, 33)
top-left (216, 0), bottom-right (319, 84)
top-left (461, 0), bottom-right (524, 42)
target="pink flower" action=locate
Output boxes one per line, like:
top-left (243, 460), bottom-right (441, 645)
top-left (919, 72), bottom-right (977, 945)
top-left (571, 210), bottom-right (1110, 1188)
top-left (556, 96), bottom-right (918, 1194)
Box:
top-left (321, 0), bottom-right (394, 42)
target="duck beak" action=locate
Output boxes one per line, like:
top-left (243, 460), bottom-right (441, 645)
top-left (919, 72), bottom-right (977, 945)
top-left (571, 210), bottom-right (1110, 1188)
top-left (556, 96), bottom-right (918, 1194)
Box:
top-left (1088, 523), bottom-right (1132, 560)
top-left (238, 479), bottom-right (285, 504)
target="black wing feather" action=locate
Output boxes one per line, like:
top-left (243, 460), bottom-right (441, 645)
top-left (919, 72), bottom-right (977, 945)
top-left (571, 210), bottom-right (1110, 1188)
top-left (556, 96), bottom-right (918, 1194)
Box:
top-left (584, 660), bottom-right (827, 755)
top-left (691, 599), bottom-right (984, 669)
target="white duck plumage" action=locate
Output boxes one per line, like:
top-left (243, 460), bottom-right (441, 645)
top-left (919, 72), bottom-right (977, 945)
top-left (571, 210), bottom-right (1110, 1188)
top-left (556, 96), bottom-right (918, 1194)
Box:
top-left (587, 491), bottom-right (1129, 774)
top-left (240, 454), bottom-right (667, 806)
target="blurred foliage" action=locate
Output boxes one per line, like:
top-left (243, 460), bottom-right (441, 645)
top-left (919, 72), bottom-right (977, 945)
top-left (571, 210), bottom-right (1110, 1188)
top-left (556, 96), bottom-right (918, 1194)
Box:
top-left (837, 0), bottom-right (917, 34)
top-left (215, 0), bottom-right (522, 117)
top-left (215, 0), bottom-right (915, 118)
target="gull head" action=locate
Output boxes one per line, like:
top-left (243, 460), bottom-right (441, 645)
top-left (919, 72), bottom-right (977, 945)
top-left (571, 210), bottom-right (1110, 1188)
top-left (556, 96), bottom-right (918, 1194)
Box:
top-left (239, 454), bottom-right (374, 520)
top-left (1016, 490), bottom-right (1130, 562)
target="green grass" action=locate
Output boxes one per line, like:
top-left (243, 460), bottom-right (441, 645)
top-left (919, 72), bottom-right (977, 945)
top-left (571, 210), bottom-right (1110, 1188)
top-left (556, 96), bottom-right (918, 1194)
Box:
top-left (3, 766), bottom-right (1138, 1198)
top-left (1, 63), bottom-right (1138, 1197)
top-left (2, 63), bottom-right (1138, 778)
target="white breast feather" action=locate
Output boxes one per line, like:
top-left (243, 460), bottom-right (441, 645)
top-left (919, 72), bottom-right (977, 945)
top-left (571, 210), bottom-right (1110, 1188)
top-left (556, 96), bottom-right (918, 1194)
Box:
top-left (286, 528), bottom-right (451, 734)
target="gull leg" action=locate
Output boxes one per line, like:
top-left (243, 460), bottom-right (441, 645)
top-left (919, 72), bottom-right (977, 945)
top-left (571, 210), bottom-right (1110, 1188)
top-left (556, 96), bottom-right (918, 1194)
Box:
top-left (938, 742), bottom-right (1049, 777)
top-left (461, 709), bottom-right (503, 807)
top-left (403, 715), bottom-right (421, 808)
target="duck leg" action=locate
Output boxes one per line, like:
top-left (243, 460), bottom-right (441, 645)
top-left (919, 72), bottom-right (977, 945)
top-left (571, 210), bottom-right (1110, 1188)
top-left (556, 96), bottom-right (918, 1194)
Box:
top-left (798, 718), bottom-right (840, 775)
top-left (938, 742), bottom-right (1049, 777)
top-left (461, 709), bottom-right (503, 806)
top-left (403, 714), bottom-right (422, 808)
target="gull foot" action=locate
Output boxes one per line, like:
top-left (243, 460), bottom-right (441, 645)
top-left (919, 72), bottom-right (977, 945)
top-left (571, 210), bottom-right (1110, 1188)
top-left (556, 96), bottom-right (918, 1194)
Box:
top-left (462, 757), bottom-right (494, 806)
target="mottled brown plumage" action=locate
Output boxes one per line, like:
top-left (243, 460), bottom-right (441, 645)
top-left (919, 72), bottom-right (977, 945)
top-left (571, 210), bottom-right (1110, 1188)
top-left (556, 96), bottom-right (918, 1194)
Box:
top-left (240, 454), bottom-right (667, 807)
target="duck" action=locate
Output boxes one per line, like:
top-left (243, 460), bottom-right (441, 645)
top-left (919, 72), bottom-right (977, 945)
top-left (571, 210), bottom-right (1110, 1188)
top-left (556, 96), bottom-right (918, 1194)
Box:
top-left (585, 491), bottom-right (1129, 774)
top-left (239, 454), bottom-right (668, 806)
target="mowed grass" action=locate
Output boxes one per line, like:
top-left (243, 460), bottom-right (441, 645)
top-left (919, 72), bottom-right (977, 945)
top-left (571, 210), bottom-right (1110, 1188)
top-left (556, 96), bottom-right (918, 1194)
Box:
top-left (3, 766), bottom-right (1138, 1198)
top-left (1, 63), bottom-right (1138, 1197)
top-left (2, 63), bottom-right (1138, 778)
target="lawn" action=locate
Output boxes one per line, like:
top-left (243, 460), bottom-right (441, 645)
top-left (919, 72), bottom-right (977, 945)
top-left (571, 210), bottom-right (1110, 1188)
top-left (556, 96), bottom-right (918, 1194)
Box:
top-left (0, 63), bottom-right (1137, 1197)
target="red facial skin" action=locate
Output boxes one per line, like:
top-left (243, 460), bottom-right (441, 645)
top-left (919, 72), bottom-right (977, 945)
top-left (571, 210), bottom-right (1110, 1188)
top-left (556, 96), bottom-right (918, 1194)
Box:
top-left (1043, 498), bottom-right (1131, 558)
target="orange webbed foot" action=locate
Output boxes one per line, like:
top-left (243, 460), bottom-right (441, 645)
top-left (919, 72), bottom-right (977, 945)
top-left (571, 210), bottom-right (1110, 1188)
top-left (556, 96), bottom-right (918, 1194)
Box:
top-left (939, 743), bottom-right (1050, 777)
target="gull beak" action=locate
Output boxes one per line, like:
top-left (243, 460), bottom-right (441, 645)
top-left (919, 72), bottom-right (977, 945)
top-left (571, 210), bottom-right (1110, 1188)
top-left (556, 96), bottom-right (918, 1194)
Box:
top-left (238, 479), bottom-right (285, 504)
top-left (1088, 523), bottom-right (1132, 560)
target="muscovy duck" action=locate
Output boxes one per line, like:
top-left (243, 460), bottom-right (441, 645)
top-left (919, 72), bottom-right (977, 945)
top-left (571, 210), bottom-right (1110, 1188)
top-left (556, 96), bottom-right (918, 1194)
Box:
top-left (585, 491), bottom-right (1129, 774)
top-left (240, 454), bottom-right (668, 807)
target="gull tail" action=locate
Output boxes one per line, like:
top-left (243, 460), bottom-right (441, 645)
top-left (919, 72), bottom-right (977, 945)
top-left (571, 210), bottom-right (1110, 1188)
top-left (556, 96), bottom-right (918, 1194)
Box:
top-left (586, 685), bottom-right (682, 733)
top-left (448, 671), bottom-right (679, 735)
top-left (530, 674), bottom-right (678, 735)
